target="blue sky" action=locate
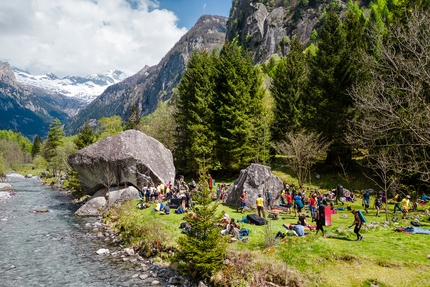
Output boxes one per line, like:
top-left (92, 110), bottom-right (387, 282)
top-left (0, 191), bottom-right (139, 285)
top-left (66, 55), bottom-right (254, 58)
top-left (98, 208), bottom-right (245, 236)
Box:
top-left (0, 0), bottom-right (233, 77)
top-left (158, 0), bottom-right (232, 29)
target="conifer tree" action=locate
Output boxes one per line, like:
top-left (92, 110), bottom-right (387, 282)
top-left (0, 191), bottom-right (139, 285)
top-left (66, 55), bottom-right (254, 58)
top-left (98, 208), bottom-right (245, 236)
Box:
top-left (175, 49), bottom-right (217, 172)
top-left (270, 37), bottom-right (307, 141)
top-left (176, 174), bottom-right (227, 280)
top-left (304, 12), bottom-right (353, 163)
top-left (43, 119), bottom-right (65, 162)
top-left (74, 121), bottom-right (96, 150)
top-left (31, 135), bottom-right (43, 158)
top-left (124, 105), bottom-right (141, 130)
top-left (212, 43), bottom-right (268, 171)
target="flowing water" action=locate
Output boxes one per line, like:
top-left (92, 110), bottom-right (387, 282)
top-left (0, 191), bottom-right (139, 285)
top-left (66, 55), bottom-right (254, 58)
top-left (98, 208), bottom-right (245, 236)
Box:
top-left (0, 174), bottom-right (164, 287)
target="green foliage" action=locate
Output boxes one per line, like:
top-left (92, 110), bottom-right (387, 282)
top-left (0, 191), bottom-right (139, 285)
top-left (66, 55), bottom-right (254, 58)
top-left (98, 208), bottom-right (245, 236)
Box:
top-left (270, 37), bottom-right (307, 141)
top-left (303, 12), bottom-right (354, 163)
top-left (124, 105), bottom-right (141, 131)
top-left (0, 130), bottom-right (32, 154)
top-left (97, 115), bottom-right (123, 140)
top-left (74, 121), bottom-right (96, 150)
top-left (213, 43), bottom-right (270, 170)
top-left (31, 135), bottom-right (43, 158)
top-left (175, 49), bottom-right (218, 173)
top-left (176, 175), bottom-right (228, 280)
top-left (175, 43), bottom-right (270, 173)
top-left (42, 119), bottom-right (65, 163)
top-left (140, 100), bottom-right (177, 151)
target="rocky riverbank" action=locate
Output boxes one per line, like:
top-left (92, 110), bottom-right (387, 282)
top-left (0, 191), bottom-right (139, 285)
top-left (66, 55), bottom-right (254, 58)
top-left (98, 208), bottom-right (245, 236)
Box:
top-left (84, 219), bottom-right (205, 287)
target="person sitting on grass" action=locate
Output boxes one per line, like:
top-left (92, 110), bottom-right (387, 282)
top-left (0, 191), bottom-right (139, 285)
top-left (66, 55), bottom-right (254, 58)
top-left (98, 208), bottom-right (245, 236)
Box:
top-left (221, 218), bottom-right (240, 239)
top-left (286, 225), bottom-right (298, 237)
top-left (298, 213), bottom-right (311, 228)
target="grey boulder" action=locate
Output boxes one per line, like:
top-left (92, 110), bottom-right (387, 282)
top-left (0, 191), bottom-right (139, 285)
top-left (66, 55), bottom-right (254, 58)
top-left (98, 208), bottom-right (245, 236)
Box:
top-left (224, 163), bottom-right (284, 208)
top-left (68, 130), bottom-right (175, 195)
top-left (75, 186), bottom-right (141, 216)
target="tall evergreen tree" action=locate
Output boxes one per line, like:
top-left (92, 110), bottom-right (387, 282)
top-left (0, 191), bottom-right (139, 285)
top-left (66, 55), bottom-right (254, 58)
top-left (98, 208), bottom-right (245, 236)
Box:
top-left (31, 135), bottom-right (43, 158)
top-left (74, 121), bottom-right (96, 150)
top-left (175, 49), bottom-right (217, 173)
top-left (270, 36), bottom-right (307, 141)
top-left (304, 12), bottom-right (353, 163)
top-left (124, 105), bottom-right (141, 130)
top-left (43, 119), bottom-right (65, 162)
top-left (212, 43), bottom-right (268, 171)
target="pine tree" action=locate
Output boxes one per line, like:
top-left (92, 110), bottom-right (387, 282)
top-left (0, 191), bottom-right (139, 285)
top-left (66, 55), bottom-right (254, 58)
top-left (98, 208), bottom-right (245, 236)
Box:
top-left (175, 49), bottom-right (217, 173)
top-left (43, 119), bottom-right (65, 162)
top-left (74, 121), bottom-right (96, 150)
top-left (124, 105), bottom-right (141, 130)
top-left (304, 12), bottom-right (353, 163)
top-left (212, 43), bottom-right (268, 171)
top-left (31, 135), bottom-right (43, 158)
top-left (270, 36), bottom-right (307, 141)
top-left (176, 174), bottom-right (227, 280)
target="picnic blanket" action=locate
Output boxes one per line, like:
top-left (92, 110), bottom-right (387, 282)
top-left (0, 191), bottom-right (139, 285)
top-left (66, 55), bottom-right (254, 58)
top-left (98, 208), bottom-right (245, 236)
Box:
top-left (395, 226), bottom-right (430, 234)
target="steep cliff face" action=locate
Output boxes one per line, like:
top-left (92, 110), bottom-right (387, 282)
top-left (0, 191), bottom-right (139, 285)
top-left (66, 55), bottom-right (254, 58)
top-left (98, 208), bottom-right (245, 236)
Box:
top-left (66, 15), bottom-right (227, 135)
top-left (0, 61), bottom-right (85, 139)
top-left (226, 0), bottom-right (349, 64)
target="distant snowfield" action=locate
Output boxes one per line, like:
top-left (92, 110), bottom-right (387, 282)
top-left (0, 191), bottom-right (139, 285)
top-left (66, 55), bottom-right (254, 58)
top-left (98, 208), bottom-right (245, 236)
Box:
top-left (13, 68), bottom-right (127, 104)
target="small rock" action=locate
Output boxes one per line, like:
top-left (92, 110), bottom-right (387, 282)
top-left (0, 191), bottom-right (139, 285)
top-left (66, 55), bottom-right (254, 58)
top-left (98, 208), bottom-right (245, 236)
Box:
top-left (151, 280), bottom-right (160, 285)
top-left (198, 281), bottom-right (207, 287)
top-left (124, 247), bottom-right (135, 256)
top-left (96, 248), bottom-right (110, 255)
top-left (139, 274), bottom-right (149, 280)
top-left (7, 265), bottom-right (16, 270)
top-left (132, 274), bottom-right (139, 278)
top-left (427, 254), bottom-right (430, 259)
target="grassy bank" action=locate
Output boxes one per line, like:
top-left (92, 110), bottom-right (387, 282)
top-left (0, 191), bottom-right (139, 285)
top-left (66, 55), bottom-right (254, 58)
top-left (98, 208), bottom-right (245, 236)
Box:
top-left (104, 195), bottom-right (430, 287)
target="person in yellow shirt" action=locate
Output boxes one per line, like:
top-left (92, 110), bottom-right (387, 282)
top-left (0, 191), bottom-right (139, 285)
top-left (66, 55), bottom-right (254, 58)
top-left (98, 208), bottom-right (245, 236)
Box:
top-left (401, 195), bottom-right (411, 219)
top-left (256, 194), bottom-right (265, 218)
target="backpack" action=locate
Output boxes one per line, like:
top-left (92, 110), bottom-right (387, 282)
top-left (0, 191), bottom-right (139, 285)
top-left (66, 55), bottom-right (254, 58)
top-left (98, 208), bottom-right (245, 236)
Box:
top-left (239, 228), bottom-right (250, 237)
top-left (357, 210), bottom-right (367, 223)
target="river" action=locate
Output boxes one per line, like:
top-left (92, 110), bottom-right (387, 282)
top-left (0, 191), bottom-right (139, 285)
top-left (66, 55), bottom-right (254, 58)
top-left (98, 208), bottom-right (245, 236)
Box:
top-left (0, 174), bottom-right (176, 287)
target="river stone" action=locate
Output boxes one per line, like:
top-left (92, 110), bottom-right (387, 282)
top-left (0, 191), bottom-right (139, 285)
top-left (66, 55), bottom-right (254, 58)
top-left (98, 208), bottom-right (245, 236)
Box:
top-left (68, 130), bottom-right (175, 195)
top-left (75, 186), bottom-right (141, 216)
top-left (0, 182), bottom-right (13, 191)
top-left (96, 248), bottom-right (110, 255)
top-left (223, 163), bottom-right (283, 209)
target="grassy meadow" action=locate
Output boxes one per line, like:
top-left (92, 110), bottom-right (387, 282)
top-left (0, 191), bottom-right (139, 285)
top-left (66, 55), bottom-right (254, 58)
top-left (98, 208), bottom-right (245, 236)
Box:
top-left (104, 192), bottom-right (430, 287)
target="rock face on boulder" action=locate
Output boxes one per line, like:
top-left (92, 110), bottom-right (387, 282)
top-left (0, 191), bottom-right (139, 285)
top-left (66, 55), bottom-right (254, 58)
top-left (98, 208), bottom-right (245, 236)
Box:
top-left (68, 130), bottom-right (175, 195)
top-left (75, 186), bottom-right (141, 216)
top-left (224, 163), bottom-right (284, 209)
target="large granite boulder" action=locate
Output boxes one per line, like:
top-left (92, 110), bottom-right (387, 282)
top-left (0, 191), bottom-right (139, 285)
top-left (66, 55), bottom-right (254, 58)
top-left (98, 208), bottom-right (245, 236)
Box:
top-left (224, 163), bottom-right (284, 209)
top-left (75, 186), bottom-right (140, 216)
top-left (68, 130), bottom-right (175, 195)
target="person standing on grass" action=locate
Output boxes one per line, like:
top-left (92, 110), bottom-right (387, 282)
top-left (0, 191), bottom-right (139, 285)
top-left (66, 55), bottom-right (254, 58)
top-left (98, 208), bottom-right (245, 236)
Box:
top-left (374, 194), bottom-right (382, 217)
top-left (314, 202), bottom-right (326, 238)
top-left (401, 195), bottom-right (411, 219)
top-left (350, 210), bottom-right (363, 241)
top-left (363, 189), bottom-right (370, 213)
top-left (256, 194), bottom-right (265, 218)
top-left (393, 192), bottom-right (402, 214)
top-left (239, 191), bottom-right (247, 213)
top-left (309, 193), bottom-right (317, 220)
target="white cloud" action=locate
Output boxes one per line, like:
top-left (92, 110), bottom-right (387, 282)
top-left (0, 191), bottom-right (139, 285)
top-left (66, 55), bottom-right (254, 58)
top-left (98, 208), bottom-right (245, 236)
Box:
top-left (0, 0), bottom-right (187, 77)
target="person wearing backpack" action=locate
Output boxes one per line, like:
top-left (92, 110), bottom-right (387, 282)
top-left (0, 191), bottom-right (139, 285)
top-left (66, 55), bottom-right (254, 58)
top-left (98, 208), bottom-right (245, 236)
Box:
top-left (350, 210), bottom-right (363, 241)
top-left (393, 192), bottom-right (402, 214)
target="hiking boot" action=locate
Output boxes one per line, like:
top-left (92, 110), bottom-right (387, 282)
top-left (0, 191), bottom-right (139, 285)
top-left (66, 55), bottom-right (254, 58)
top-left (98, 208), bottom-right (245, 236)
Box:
top-left (359, 236), bottom-right (363, 241)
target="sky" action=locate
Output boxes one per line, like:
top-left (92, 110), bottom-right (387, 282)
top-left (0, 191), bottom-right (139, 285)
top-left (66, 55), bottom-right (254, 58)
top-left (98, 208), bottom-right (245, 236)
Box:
top-left (0, 0), bottom-right (232, 78)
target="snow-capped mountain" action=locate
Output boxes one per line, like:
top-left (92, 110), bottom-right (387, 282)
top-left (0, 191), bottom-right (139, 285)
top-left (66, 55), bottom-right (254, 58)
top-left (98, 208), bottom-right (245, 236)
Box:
top-left (12, 68), bottom-right (127, 103)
